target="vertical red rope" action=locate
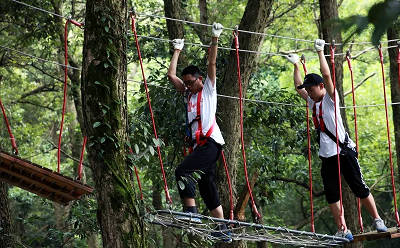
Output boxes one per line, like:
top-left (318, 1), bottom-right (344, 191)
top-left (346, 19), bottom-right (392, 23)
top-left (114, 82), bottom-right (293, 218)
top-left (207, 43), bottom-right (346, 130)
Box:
top-left (346, 52), bottom-right (364, 233)
top-left (58, 19), bottom-right (82, 173)
top-left (397, 44), bottom-right (400, 93)
top-left (77, 136), bottom-right (87, 180)
top-left (378, 45), bottom-right (400, 227)
top-left (329, 44), bottom-right (344, 225)
top-left (233, 30), bottom-right (261, 220)
top-left (129, 147), bottom-right (144, 200)
top-left (131, 15), bottom-right (172, 204)
top-left (300, 55), bottom-right (315, 232)
top-left (0, 98), bottom-right (18, 155)
top-left (221, 150), bottom-right (234, 220)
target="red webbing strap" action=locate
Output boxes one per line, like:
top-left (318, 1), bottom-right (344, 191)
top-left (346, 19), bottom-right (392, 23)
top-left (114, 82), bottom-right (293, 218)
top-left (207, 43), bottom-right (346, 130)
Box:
top-left (330, 44), bottom-right (344, 226)
top-left (77, 136), bottom-right (87, 181)
top-left (346, 52), bottom-right (364, 233)
top-left (129, 147), bottom-right (144, 200)
top-left (131, 15), bottom-right (172, 204)
top-left (221, 150), bottom-right (234, 220)
top-left (195, 90), bottom-right (203, 145)
top-left (378, 45), bottom-right (400, 226)
top-left (233, 29), bottom-right (261, 219)
top-left (300, 56), bottom-right (315, 232)
top-left (0, 98), bottom-right (18, 155)
top-left (58, 19), bottom-right (83, 173)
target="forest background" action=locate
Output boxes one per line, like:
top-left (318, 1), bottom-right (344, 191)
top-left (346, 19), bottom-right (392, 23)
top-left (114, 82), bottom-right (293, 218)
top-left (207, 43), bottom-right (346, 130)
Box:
top-left (1, 0), bottom-right (400, 247)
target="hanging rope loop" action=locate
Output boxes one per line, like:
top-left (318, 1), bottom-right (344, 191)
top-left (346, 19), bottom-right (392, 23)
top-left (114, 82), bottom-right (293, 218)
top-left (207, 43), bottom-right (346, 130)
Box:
top-left (221, 150), bottom-right (234, 220)
top-left (131, 14), bottom-right (172, 204)
top-left (0, 98), bottom-right (18, 155)
top-left (232, 28), bottom-right (261, 220)
top-left (377, 44), bottom-right (400, 227)
top-left (300, 54), bottom-right (308, 75)
top-left (77, 136), bottom-right (87, 181)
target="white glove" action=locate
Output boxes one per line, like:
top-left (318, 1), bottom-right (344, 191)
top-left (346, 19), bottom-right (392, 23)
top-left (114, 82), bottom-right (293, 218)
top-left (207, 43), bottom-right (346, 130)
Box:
top-left (172, 39), bottom-right (184, 50)
top-left (212, 22), bottom-right (223, 38)
top-left (314, 39), bottom-right (325, 52)
top-left (286, 54), bottom-right (300, 64)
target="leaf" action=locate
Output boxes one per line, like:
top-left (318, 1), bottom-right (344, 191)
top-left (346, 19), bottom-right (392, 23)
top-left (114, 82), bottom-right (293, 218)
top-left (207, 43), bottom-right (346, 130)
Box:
top-left (104, 26), bottom-right (109, 33)
top-left (178, 180), bottom-right (185, 190)
top-left (152, 138), bottom-right (159, 146)
top-left (192, 171), bottom-right (202, 180)
top-left (93, 122), bottom-right (101, 128)
top-left (149, 146), bottom-right (155, 156)
top-left (94, 81), bottom-right (101, 85)
top-left (144, 153), bottom-right (149, 162)
top-left (100, 137), bottom-right (106, 143)
top-left (104, 63), bottom-right (109, 68)
top-left (134, 144), bottom-right (139, 154)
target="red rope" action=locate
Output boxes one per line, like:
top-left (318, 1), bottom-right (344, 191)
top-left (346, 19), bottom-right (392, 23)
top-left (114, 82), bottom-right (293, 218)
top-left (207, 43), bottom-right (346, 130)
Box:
top-left (0, 98), bottom-right (18, 155)
top-left (58, 19), bottom-right (83, 173)
top-left (345, 52), bottom-right (364, 233)
top-left (378, 45), bottom-right (400, 227)
top-left (129, 147), bottom-right (144, 200)
top-left (77, 136), bottom-right (87, 180)
top-left (329, 44), bottom-right (344, 226)
top-left (131, 15), bottom-right (172, 204)
top-left (300, 55), bottom-right (315, 232)
top-left (233, 30), bottom-right (261, 220)
top-left (221, 150), bottom-right (234, 220)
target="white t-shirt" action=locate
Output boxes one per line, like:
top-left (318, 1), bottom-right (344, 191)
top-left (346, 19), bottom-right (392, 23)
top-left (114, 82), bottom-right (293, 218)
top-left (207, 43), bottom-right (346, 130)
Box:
top-left (307, 91), bottom-right (355, 158)
top-left (187, 76), bottom-right (225, 146)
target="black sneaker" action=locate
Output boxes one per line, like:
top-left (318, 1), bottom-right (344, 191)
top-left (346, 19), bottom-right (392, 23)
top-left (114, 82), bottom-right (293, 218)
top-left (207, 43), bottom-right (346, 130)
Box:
top-left (211, 223), bottom-right (232, 243)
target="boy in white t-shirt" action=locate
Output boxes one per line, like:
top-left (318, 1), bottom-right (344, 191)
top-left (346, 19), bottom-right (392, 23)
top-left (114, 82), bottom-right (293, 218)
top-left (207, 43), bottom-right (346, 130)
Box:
top-left (167, 23), bottom-right (231, 242)
top-left (286, 39), bottom-right (387, 240)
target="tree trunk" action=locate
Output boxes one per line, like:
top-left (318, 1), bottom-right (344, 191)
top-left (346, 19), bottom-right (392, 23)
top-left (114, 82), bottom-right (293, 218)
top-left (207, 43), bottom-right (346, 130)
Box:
top-left (387, 23), bottom-right (400, 182)
top-left (319, 1), bottom-right (362, 247)
top-left (81, 1), bottom-right (145, 247)
top-left (217, 1), bottom-right (273, 247)
top-left (0, 182), bottom-right (14, 248)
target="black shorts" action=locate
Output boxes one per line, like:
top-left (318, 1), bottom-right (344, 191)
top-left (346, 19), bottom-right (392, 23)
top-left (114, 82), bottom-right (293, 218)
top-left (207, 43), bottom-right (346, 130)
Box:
top-left (175, 138), bottom-right (222, 210)
top-left (320, 153), bottom-right (370, 204)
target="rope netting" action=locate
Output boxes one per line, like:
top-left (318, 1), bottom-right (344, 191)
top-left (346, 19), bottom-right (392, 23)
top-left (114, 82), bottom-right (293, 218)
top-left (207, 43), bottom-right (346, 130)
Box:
top-left (145, 210), bottom-right (349, 247)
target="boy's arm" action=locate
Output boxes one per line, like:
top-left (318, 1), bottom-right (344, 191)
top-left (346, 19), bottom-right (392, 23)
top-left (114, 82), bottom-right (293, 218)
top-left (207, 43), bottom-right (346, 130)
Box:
top-left (167, 39), bottom-right (185, 93)
top-left (315, 39), bottom-right (335, 99)
top-left (207, 23), bottom-right (223, 86)
top-left (286, 54), bottom-right (308, 100)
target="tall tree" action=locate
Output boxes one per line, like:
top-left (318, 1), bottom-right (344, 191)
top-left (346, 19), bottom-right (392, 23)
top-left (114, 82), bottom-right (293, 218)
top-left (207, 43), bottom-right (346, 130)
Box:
top-left (0, 182), bottom-right (14, 248)
top-left (81, 1), bottom-right (145, 247)
top-left (217, 0), bottom-right (273, 247)
top-left (387, 22), bottom-right (400, 181)
top-left (319, 1), bottom-right (361, 247)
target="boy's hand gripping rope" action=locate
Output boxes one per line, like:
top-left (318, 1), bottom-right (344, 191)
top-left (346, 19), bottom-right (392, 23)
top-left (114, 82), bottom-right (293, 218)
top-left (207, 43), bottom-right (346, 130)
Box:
top-left (131, 14), bottom-right (172, 204)
top-left (233, 28), bottom-right (261, 220)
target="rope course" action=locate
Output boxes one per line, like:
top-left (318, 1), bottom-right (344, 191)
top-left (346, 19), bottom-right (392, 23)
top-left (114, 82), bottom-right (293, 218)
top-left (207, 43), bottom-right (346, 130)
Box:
top-left (2, 44), bottom-right (400, 110)
top-left (145, 210), bottom-right (349, 247)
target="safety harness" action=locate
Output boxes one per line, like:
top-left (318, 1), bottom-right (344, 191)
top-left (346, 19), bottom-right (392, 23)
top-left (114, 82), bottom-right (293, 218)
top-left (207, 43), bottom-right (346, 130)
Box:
top-left (312, 101), bottom-right (352, 154)
top-left (186, 90), bottom-right (216, 149)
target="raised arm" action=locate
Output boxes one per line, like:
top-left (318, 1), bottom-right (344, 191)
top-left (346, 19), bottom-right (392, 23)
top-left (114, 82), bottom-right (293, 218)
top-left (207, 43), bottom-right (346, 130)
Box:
top-left (286, 54), bottom-right (308, 100)
top-left (207, 23), bottom-right (223, 85)
top-left (315, 39), bottom-right (334, 99)
top-left (167, 39), bottom-right (185, 93)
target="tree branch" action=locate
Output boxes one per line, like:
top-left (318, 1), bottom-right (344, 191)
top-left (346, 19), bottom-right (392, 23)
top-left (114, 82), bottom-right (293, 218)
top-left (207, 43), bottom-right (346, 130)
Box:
top-left (343, 73), bottom-right (375, 97)
top-left (269, 176), bottom-right (325, 197)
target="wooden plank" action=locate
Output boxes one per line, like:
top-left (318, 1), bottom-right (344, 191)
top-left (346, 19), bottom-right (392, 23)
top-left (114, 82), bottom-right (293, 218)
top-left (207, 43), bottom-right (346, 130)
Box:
top-left (0, 176), bottom-right (68, 205)
top-left (0, 151), bottom-right (93, 192)
top-left (0, 164), bottom-right (76, 201)
top-left (353, 227), bottom-right (400, 242)
top-left (0, 150), bottom-right (93, 205)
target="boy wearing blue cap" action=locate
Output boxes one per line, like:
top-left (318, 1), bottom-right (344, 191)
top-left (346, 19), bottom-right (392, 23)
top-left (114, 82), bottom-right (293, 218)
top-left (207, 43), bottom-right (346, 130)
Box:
top-left (286, 39), bottom-right (387, 240)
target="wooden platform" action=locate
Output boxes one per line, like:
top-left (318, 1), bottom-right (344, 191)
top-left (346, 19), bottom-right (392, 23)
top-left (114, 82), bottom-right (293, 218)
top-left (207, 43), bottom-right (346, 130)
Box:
top-left (353, 227), bottom-right (400, 242)
top-left (0, 150), bottom-right (93, 205)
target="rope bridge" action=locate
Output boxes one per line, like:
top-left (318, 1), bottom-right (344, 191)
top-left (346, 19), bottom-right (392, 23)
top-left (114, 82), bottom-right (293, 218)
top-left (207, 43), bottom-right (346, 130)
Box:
top-left (145, 210), bottom-right (349, 247)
